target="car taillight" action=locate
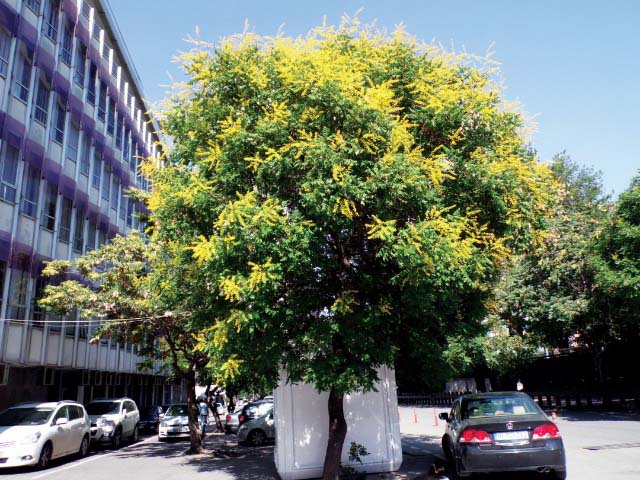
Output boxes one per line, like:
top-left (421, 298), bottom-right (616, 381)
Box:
top-left (239, 414), bottom-right (245, 424)
top-left (225, 414), bottom-right (231, 422)
top-left (532, 423), bottom-right (561, 440)
top-left (460, 429), bottom-right (493, 444)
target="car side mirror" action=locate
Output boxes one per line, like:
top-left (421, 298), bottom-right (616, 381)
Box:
top-left (159, 413), bottom-right (164, 419)
top-left (56, 417), bottom-right (69, 426)
top-left (438, 412), bottom-right (449, 421)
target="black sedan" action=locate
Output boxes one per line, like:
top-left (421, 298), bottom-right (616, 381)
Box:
top-left (439, 392), bottom-right (566, 479)
top-left (139, 405), bottom-right (169, 433)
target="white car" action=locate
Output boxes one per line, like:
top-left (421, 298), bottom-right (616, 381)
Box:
top-left (0, 400), bottom-right (91, 469)
top-left (86, 398), bottom-right (140, 448)
top-left (158, 404), bottom-right (190, 440)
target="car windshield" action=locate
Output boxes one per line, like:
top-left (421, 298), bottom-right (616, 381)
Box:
top-left (86, 402), bottom-right (120, 415)
top-left (0, 407), bottom-right (54, 426)
top-left (141, 406), bottom-right (160, 417)
top-left (165, 405), bottom-right (188, 417)
top-left (462, 395), bottom-right (541, 419)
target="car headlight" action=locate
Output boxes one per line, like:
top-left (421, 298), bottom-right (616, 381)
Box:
top-left (19, 432), bottom-right (41, 444)
top-left (97, 419), bottom-right (115, 432)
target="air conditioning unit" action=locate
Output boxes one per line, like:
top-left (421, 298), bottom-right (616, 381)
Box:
top-left (0, 365), bottom-right (9, 385)
top-left (82, 370), bottom-right (91, 385)
top-left (43, 368), bottom-right (56, 386)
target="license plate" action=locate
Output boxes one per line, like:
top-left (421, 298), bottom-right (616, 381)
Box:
top-left (494, 431), bottom-right (529, 441)
top-left (181, 426), bottom-right (189, 432)
top-left (168, 426), bottom-right (179, 432)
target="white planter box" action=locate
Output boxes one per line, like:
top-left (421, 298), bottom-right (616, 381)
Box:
top-left (274, 365), bottom-right (402, 480)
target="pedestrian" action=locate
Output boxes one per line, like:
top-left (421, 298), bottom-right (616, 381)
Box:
top-left (516, 379), bottom-right (524, 391)
top-left (198, 397), bottom-right (208, 436)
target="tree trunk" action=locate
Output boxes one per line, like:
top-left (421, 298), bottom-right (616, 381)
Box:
top-left (322, 389), bottom-right (347, 480)
top-left (185, 368), bottom-right (204, 454)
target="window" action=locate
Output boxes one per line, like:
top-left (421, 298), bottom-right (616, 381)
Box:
top-left (126, 199), bottom-right (133, 228)
top-left (115, 113), bottom-right (123, 149)
top-left (0, 145), bottom-right (20, 203)
top-left (58, 197), bottom-right (72, 242)
top-left (13, 47), bottom-right (32, 102)
top-left (119, 191), bottom-right (126, 219)
top-left (32, 277), bottom-right (47, 324)
top-left (40, 183), bottom-right (57, 230)
top-left (91, 18), bottom-right (100, 42)
top-left (33, 78), bottom-right (50, 125)
top-left (73, 208), bottom-right (84, 252)
top-left (106, 98), bottom-right (115, 135)
top-left (97, 81), bottom-right (106, 121)
top-left (66, 121), bottom-right (80, 163)
top-left (101, 163), bottom-right (110, 201)
top-left (42, 0), bottom-right (59, 42)
top-left (60, 21), bottom-right (73, 66)
top-left (51, 99), bottom-right (65, 144)
top-left (0, 27), bottom-right (10, 78)
top-left (81, 0), bottom-right (91, 20)
top-left (79, 135), bottom-right (90, 176)
top-left (52, 406), bottom-right (68, 423)
top-left (74, 42), bottom-right (86, 87)
top-left (110, 177), bottom-right (118, 210)
top-left (92, 151), bottom-right (101, 188)
top-left (97, 228), bottom-right (106, 247)
top-left (21, 166), bottom-right (40, 218)
top-left (110, 59), bottom-right (117, 80)
top-left (86, 63), bottom-right (97, 105)
top-left (7, 265), bottom-right (28, 321)
top-left (123, 128), bottom-right (130, 160)
top-left (129, 143), bottom-right (136, 171)
top-left (0, 261), bottom-right (5, 313)
top-left (26, 0), bottom-right (42, 13)
top-left (87, 220), bottom-right (96, 251)
top-left (102, 41), bottom-right (110, 62)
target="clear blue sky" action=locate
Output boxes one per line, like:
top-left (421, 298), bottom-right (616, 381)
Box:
top-left (107, 0), bottom-right (639, 197)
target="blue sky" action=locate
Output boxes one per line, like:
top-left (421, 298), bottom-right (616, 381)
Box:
top-left (107, 0), bottom-right (639, 197)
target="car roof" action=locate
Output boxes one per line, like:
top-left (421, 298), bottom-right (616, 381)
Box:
top-left (458, 391), bottom-right (531, 401)
top-left (87, 398), bottom-right (130, 403)
top-left (11, 400), bottom-right (82, 408)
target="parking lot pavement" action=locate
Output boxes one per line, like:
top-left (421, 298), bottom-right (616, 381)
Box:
top-left (2, 408), bottom-right (637, 480)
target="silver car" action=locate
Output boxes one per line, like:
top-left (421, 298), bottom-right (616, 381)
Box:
top-left (158, 404), bottom-right (190, 441)
top-left (237, 405), bottom-right (274, 446)
top-left (224, 411), bottom-right (240, 434)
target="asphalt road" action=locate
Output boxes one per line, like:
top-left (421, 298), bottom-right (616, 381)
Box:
top-left (0, 407), bottom-right (638, 479)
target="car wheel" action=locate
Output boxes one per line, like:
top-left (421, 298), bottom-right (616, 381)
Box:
top-left (247, 429), bottom-right (267, 447)
top-left (36, 442), bottom-right (52, 470)
top-left (78, 434), bottom-right (90, 458)
top-left (442, 435), bottom-right (454, 462)
top-left (111, 428), bottom-right (122, 449)
top-left (130, 424), bottom-right (139, 443)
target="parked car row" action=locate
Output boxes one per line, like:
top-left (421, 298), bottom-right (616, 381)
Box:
top-left (0, 396), bottom-right (142, 470)
top-left (222, 397), bottom-right (275, 446)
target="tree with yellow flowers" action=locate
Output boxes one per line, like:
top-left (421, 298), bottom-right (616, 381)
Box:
top-left (146, 19), bottom-right (553, 478)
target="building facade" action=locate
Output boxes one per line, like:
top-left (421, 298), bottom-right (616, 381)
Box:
top-left (0, 0), bottom-right (181, 411)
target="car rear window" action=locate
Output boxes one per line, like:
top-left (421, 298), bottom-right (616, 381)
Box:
top-left (462, 395), bottom-right (540, 419)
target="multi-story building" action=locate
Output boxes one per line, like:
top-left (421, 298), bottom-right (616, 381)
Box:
top-left (0, 0), bottom-right (181, 411)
